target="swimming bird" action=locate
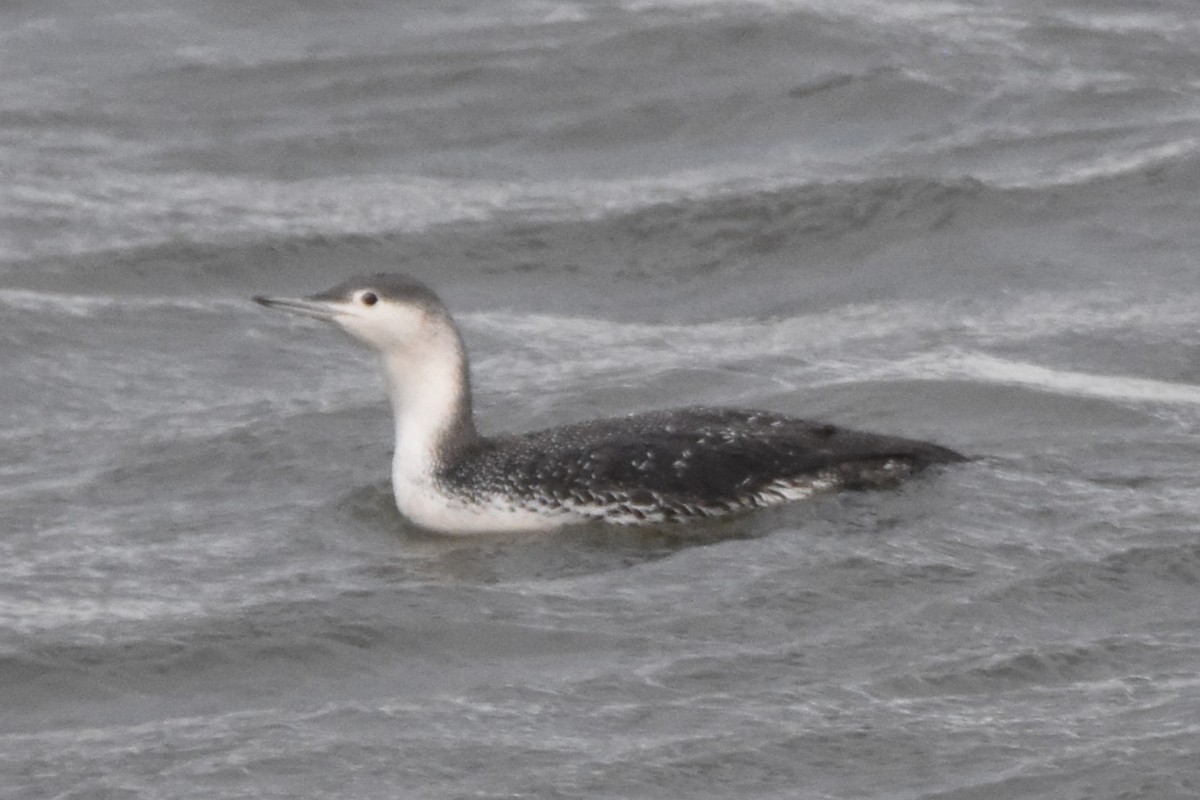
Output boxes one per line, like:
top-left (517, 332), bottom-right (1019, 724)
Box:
top-left (253, 274), bottom-right (963, 534)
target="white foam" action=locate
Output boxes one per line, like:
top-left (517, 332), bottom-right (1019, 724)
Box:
top-left (0, 288), bottom-right (244, 317)
top-left (991, 138), bottom-right (1200, 190)
top-left (0, 595), bottom-right (209, 634)
top-left (883, 351), bottom-right (1200, 407)
top-left (621, 0), bottom-right (975, 24)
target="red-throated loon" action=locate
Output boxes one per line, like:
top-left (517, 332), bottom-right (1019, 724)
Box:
top-left (253, 273), bottom-right (963, 534)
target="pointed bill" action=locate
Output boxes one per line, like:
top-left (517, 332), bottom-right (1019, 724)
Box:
top-left (252, 295), bottom-right (342, 320)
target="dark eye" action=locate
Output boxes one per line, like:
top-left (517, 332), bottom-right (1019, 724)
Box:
top-left (360, 291), bottom-right (378, 307)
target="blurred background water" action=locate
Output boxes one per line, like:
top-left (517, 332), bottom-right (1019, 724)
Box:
top-left (2, 1), bottom-right (1199, 798)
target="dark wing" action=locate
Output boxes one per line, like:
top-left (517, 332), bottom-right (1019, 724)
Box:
top-left (452, 407), bottom-right (962, 508)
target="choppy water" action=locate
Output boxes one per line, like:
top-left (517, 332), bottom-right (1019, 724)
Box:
top-left (3, 1), bottom-right (1200, 798)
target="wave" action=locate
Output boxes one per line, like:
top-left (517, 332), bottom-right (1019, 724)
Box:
top-left (879, 542), bottom-right (1200, 698)
top-left (6, 134), bottom-right (1199, 265)
top-left (0, 173), bottom-right (998, 284)
top-left (462, 285), bottom-right (1200, 407)
top-left (0, 585), bottom-right (620, 728)
top-left (888, 636), bottom-right (1162, 698)
top-left (4, 0), bottom-right (1198, 266)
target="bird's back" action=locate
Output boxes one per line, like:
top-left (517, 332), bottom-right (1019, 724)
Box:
top-left (436, 407), bottom-right (963, 524)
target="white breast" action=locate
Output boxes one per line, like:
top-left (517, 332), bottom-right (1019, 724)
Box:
top-left (390, 476), bottom-right (579, 534)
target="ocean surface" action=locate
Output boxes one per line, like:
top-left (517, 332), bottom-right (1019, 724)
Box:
top-left (3, 1), bottom-right (1200, 797)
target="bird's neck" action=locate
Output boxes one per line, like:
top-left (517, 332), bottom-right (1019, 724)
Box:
top-left (378, 335), bottom-right (480, 483)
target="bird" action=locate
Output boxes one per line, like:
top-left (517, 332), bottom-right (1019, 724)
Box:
top-left (253, 273), bottom-right (963, 534)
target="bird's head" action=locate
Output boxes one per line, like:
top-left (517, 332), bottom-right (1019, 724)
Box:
top-left (254, 273), bottom-right (458, 358)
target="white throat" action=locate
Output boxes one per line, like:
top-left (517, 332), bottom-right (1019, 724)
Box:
top-left (382, 350), bottom-right (471, 466)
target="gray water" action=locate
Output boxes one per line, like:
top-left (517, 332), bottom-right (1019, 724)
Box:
top-left (3, 1), bottom-right (1200, 798)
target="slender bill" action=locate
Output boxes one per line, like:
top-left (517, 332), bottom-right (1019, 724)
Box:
top-left (252, 295), bottom-right (342, 320)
